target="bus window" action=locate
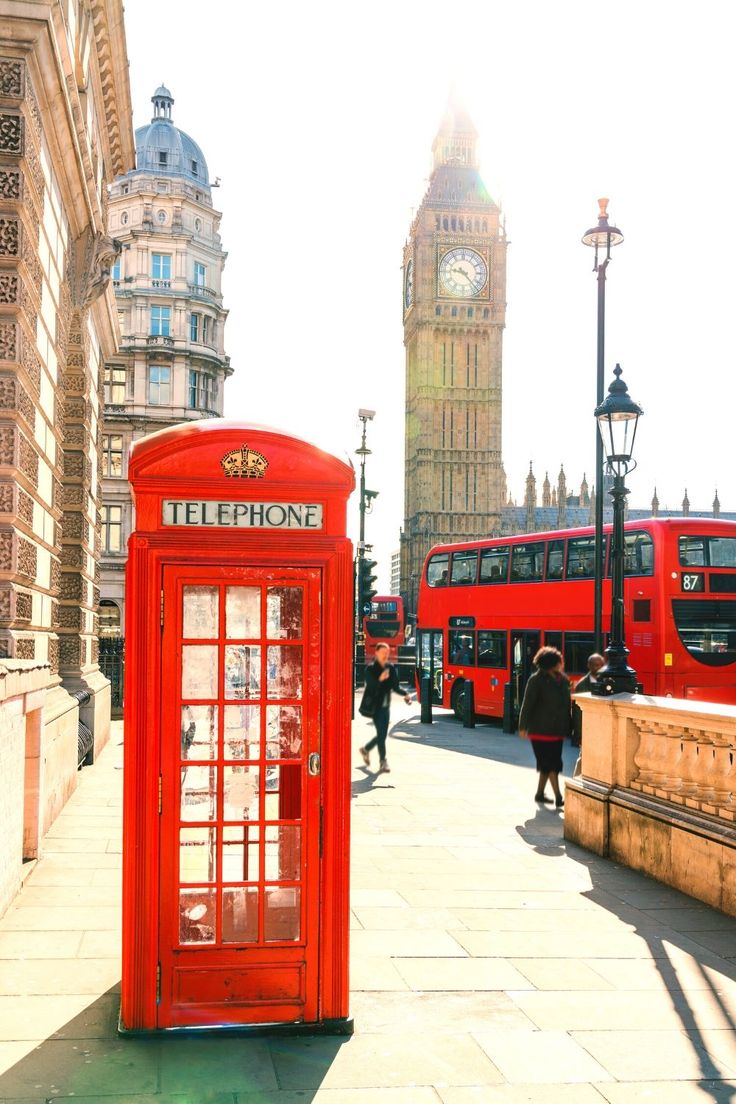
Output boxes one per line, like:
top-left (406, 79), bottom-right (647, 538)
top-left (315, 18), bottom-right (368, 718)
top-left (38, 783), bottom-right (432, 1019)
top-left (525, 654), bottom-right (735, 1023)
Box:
top-left (623, 531), bottom-right (654, 575)
top-left (478, 630), bottom-right (507, 668)
top-left (709, 538), bottom-right (736, 567)
top-left (545, 631), bottom-right (563, 651)
top-left (480, 547), bottom-right (509, 583)
top-left (546, 540), bottom-right (564, 580)
top-left (427, 553), bottom-right (449, 587)
top-left (564, 633), bottom-right (596, 673)
top-left (567, 536), bottom-right (596, 579)
top-left (510, 543), bottom-right (544, 582)
top-left (672, 599), bottom-right (736, 667)
top-left (679, 535), bottom-right (706, 566)
top-left (449, 630), bottom-right (475, 665)
top-left (451, 550), bottom-right (478, 586)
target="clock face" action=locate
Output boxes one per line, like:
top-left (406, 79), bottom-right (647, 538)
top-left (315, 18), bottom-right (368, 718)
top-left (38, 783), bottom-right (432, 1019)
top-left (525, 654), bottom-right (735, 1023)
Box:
top-left (404, 258), bottom-right (414, 309)
top-left (439, 247), bottom-right (488, 297)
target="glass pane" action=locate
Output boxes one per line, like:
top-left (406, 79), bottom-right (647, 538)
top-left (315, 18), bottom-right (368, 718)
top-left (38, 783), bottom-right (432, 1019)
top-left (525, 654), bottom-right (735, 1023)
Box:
top-left (427, 554), bottom-right (449, 587)
top-left (182, 645), bottom-right (218, 699)
top-left (265, 763), bottom-right (301, 820)
top-left (510, 544), bottom-right (544, 581)
top-left (224, 705), bottom-right (260, 759)
top-left (179, 827), bottom-right (216, 883)
top-left (450, 551), bottom-right (478, 586)
top-left (179, 888), bottom-right (216, 944)
top-left (183, 586), bottom-right (218, 638)
top-left (567, 537), bottom-right (596, 579)
top-left (449, 630), bottom-right (475, 665)
top-left (546, 541), bottom-right (564, 580)
top-left (226, 587), bottom-right (261, 638)
top-left (181, 705), bottom-right (217, 760)
top-left (180, 765), bottom-right (217, 821)
top-left (709, 538), bottom-right (736, 568)
top-left (266, 705), bottom-right (302, 759)
top-left (680, 535), bottom-right (706, 566)
top-left (222, 886), bottom-right (258, 943)
top-left (265, 824), bottom-right (301, 881)
top-left (480, 547), bottom-right (509, 583)
top-left (267, 646), bottom-right (302, 699)
top-left (264, 886), bottom-right (300, 942)
top-left (267, 587), bottom-right (303, 639)
top-left (224, 645), bottom-right (261, 699)
top-left (222, 826), bottom-right (259, 882)
top-left (223, 765), bottom-right (260, 821)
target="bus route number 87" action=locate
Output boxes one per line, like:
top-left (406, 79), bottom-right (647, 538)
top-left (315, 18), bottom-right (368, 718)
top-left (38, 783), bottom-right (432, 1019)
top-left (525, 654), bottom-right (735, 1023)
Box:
top-left (681, 572), bottom-right (704, 592)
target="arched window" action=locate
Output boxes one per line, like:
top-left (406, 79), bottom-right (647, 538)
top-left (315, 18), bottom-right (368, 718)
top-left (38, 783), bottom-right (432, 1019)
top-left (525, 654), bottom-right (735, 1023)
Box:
top-left (459, 217), bottom-right (464, 231)
top-left (451, 306), bottom-right (458, 317)
top-left (99, 600), bottom-right (122, 638)
top-left (435, 306), bottom-right (441, 316)
top-left (483, 307), bottom-right (490, 319)
top-left (451, 217), bottom-right (457, 231)
top-left (482, 219), bottom-right (488, 232)
top-left (435, 216), bottom-right (440, 229)
top-left (467, 307), bottom-right (473, 319)
top-left (443, 217), bottom-right (448, 231)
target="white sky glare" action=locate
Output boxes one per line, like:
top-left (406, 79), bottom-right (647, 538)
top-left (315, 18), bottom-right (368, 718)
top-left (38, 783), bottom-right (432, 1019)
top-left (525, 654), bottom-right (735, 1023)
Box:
top-left (125, 0), bottom-right (733, 591)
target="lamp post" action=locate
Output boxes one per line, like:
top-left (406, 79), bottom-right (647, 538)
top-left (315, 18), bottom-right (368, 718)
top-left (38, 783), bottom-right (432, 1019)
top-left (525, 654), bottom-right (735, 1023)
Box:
top-left (582, 199), bottom-right (624, 655)
top-left (354, 409), bottom-right (376, 682)
top-left (591, 365), bottom-right (643, 696)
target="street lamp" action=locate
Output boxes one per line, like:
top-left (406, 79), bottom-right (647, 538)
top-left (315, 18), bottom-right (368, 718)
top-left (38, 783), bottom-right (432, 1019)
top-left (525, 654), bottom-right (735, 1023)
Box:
top-left (583, 198), bottom-right (624, 655)
top-left (355, 408), bottom-right (376, 634)
top-left (591, 365), bottom-right (643, 696)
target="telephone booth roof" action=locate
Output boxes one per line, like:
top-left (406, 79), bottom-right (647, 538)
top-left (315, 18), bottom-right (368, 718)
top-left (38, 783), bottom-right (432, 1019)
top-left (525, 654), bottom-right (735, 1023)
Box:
top-left (129, 420), bottom-right (355, 492)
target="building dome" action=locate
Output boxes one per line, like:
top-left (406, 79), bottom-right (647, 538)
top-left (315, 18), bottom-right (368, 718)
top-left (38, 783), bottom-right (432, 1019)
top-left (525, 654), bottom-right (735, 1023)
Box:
top-left (134, 86), bottom-right (209, 185)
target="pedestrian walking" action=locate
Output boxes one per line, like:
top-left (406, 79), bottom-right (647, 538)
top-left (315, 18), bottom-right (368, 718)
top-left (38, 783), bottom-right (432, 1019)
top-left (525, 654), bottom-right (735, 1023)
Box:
top-left (518, 645), bottom-right (571, 808)
top-left (571, 652), bottom-right (605, 775)
top-left (358, 642), bottom-right (412, 775)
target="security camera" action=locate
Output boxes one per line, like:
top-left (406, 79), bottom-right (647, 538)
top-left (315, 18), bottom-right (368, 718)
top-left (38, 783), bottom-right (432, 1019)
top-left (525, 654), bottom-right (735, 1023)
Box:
top-left (358, 408), bottom-right (376, 421)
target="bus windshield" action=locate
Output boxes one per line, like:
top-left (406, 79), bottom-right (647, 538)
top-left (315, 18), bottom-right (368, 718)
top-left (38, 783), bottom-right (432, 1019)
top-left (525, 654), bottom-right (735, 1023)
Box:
top-left (672, 599), bottom-right (736, 667)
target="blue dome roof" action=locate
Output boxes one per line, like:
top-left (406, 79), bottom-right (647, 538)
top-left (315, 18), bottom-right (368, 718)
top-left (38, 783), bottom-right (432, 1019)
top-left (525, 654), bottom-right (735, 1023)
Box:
top-left (133, 88), bottom-right (209, 186)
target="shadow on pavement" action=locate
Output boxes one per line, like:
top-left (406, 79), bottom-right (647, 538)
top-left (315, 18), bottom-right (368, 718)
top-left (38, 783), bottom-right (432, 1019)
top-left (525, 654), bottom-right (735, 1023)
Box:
top-left (515, 813), bottom-right (736, 1102)
top-left (352, 766), bottom-right (396, 797)
top-left (0, 987), bottom-right (349, 1101)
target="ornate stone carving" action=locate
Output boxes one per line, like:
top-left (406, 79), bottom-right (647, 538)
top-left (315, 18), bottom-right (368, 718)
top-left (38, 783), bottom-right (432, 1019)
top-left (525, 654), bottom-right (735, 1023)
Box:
top-left (92, 585), bottom-right (100, 607)
top-left (0, 59), bottom-right (23, 98)
top-left (0, 273), bottom-right (19, 302)
top-left (50, 558), bottom-right (61, 593)
top-left (62, 374), bottom-right (86, 394)
top-left (69, 230), bottom-right (122, 309)
top-left (62, 511), bottom-right (84, 540)
top-left (0, 169), bottom-right (21, 200)
top-left (15, 637), bottom-right (34, 659)
top-left (48, 636), bottom-right (59, 671)
top-left (18, 433), bottom-right (38, 483)
top-left (21, 341), bottom-right (40, 391)
top-left (52, 478), bottom-right (63, 512)
top-left (21, 241), bottom-right (41, 295)
top-left (63, 425), bottom-right (86, 446)
top-left (0, 482), bottom-right (12, 512)
top-left (58, 635), bottom-right (81, 668)
top-left (64, 451), bottom-right (86, 479)
top-left (24, 81), bottom-right (42, 142)
top-left (0, 320), bottom-right (17, 360)
top-left (59, 604), bottom-right (82, 629)
top-left (91, 638), bottom-right (99, 665)
top-left (0, 528), bottom-right (12, 569)
top-left (0, 424), bottom-right (15, 465)
top-left (60, 573), bottom-right (82, 600)
top-left (0, 638), bottom-right (8, 658)
top-left (61, 483), bottom-right (84, 506)
top-left (17, 490), bottom-right (32, 525)
top-left (15, 590), bottom-right (31, 621)
top-left (61, 543), bottom-right (83, 568)
top-left (0, 375), bottom-right (34, 429)
top-left (17, 536), bottom-right (36, 578)
top-left (0, 113), bottom-right (22, 155)
top-left (0, 587), bottom-right (10, 619)
top-left (50, 599), bottom-right (59, 628)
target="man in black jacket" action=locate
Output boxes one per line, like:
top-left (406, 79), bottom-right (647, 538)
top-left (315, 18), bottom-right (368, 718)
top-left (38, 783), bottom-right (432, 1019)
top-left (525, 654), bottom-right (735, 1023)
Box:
top-left (359, 643), bottom-right (411, 774)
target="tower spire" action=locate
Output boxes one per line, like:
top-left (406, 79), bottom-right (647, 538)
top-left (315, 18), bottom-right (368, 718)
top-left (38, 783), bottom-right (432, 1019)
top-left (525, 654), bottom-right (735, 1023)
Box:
top-left (432, 89), bottom-right (478, 171)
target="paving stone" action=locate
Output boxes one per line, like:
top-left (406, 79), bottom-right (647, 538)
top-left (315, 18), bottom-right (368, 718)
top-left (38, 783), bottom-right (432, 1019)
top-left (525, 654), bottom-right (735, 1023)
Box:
top-left (350, 928), bottom-right (467, 958)
top-left (570, 1029), bottom-right (736, 1080)
top-left (0, 906), bottom-right (121, 932)
top-left (350, 989), bottom-right (532, 1033)
top-left (450, 907), bottom-right (636, 932)
top-left (76, 930), bottom-right (121, 959)
top-left (0, 994), bottom-right (117, 1041)
top-left (596, 1081), bottom-right (736, 1102)
top-left (510, 989), bottom-right (736, 1032)
top-left (269, 1032), bottom-right (504, 1089)
top-left (0, 930), bottom-right (82, 959)
top-left (438, 1087), bottom-right (609, 1103)
top-left (472, 1028), bottom-right (612, 1083)
top-left (394, 957), bottom-right (534, 991)
top-left (642, 908), bottom-right (736, 933)
top-left (510, 958), bottom-right (616, 991)
top-left (349, 957), bottom-right (409, 991)
top-left (158, 1034), bottom-right (278, 1092)
top-left (0, 958), bottom-right (120, 996)
top-left (0, 1036), bottom-right (160, 1097)
top-left (353, 906), bottom-right (468, 930)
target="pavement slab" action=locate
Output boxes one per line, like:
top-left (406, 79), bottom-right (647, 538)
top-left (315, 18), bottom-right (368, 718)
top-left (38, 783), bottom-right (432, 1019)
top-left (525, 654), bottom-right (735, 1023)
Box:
top-left (0, 708), bottom-right (735, 1101)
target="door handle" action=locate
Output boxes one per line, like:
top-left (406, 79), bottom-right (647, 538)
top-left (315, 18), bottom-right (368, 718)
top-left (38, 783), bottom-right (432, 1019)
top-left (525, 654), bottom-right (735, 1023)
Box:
top-left (308, 752), bottom-right (321, 776)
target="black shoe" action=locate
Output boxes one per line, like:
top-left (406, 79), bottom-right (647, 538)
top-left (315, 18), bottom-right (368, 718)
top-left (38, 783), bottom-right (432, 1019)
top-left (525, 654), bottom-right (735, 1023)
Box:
top-left (535, 793), bottom-right (553, 804)
top-left (555, 797), bottom-right (564, 809)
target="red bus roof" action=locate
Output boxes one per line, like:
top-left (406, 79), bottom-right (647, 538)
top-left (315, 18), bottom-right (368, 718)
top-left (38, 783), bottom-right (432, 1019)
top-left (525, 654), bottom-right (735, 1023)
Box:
top-left (423, 517), bottom-right (736, 558)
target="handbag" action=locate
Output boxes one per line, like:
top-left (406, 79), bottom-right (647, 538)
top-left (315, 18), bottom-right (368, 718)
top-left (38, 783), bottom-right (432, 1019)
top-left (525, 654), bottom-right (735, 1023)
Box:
top-left (358, 686), bottom-right (376, 718)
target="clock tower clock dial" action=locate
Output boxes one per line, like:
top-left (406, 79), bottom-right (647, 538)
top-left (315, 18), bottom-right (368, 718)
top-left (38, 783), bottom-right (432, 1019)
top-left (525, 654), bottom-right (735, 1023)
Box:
top-left (404, 258), bottom-right (414, 309)
top-left (438, 247), bottom-right (488, 297)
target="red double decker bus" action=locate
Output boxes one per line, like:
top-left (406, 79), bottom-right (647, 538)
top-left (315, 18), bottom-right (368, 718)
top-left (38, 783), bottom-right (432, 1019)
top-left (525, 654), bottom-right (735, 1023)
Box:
top-left (363, 596), bottom-right (405, 663)
top-left (416, 518), bottom-right (736, 720)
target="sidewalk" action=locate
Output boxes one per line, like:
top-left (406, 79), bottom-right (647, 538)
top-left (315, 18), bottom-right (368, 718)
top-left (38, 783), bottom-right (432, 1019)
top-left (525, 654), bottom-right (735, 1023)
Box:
top-left (1, 704), bottom-right (736, 1102)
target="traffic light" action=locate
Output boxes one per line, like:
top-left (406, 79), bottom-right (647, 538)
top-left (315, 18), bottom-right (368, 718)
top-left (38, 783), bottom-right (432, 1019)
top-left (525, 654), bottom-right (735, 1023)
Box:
top-left (359, 557), bottom-right (378, 616)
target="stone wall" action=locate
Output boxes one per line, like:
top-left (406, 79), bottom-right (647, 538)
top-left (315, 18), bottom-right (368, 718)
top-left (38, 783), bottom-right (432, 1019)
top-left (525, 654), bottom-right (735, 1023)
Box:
top-left (565, 694), bottom-right (736, 916)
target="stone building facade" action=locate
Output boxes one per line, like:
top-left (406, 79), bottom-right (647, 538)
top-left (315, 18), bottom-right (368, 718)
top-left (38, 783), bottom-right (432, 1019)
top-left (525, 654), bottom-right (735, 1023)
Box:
top-left (0, 1), bottom-right (134, 915)
top-left (100, 86), bottom-right (230, 637)
top-left (400, 98), bottom-right (507, 617)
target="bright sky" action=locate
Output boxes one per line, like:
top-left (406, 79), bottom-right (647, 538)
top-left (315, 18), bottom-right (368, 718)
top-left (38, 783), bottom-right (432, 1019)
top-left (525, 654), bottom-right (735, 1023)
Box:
top-left (125, 0), bottom-right (732, 591)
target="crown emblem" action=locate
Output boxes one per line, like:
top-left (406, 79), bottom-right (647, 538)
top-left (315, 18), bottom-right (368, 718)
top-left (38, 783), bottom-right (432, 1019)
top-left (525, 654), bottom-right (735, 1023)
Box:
top-left (220, 443), bottom-right (269, 479)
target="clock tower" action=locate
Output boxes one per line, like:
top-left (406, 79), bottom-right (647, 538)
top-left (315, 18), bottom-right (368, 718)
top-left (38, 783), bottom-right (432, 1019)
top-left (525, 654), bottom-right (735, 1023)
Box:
top-left (401, 97), bottom-right (507, 615)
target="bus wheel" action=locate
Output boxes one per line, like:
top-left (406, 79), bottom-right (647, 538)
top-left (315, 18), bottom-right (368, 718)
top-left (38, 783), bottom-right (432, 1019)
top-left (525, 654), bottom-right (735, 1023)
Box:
top-left (451, 681), bottom-right (465, 719)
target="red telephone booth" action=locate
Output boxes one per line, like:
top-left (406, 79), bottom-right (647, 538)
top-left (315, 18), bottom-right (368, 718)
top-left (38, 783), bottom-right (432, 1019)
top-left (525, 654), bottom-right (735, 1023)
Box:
top-left (120, 422), bottom-right (355, 1033)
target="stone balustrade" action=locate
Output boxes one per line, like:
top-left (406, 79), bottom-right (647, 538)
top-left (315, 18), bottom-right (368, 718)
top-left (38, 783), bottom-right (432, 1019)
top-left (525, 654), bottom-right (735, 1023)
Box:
top-left (565, 693), bottom-right (736, 915)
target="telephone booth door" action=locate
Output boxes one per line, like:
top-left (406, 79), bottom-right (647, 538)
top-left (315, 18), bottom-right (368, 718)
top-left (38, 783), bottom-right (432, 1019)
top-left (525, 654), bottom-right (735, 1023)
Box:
top-left (159, 564), bottom-right (321, 1028)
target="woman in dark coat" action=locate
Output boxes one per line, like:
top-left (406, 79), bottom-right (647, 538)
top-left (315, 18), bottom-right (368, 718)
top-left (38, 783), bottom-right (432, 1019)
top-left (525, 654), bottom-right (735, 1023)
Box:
top-left (518, 646), bottom-right (571, 808)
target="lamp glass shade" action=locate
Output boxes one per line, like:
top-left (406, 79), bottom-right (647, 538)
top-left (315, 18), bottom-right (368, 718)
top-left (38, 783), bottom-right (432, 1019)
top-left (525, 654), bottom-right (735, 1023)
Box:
top-left (597, 408), bottom-right (639, 463)
top-left (582, 223), bottom-right (624, 248)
